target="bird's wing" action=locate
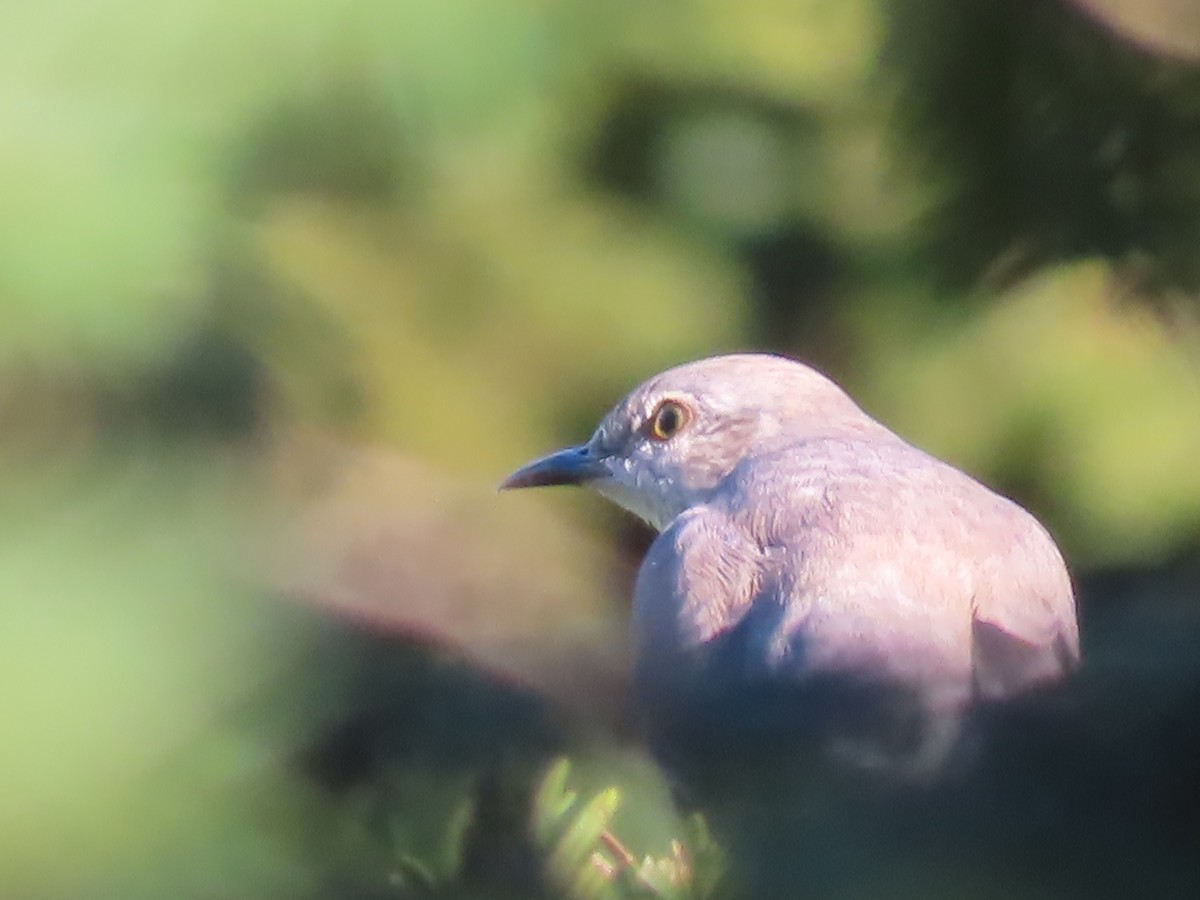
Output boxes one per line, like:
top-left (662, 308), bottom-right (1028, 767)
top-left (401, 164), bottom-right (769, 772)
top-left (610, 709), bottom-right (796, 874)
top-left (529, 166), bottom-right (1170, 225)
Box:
top-left (970, 515), bottom-right (1080, 700)
top-left (630, 506), bottom-right (775, 698)
top-left (737, 444), bottom-right (1081, 704)
top-left (632, 506), bottom-right (769, 653)
top-left (631, 502), bottom-right (968, 772)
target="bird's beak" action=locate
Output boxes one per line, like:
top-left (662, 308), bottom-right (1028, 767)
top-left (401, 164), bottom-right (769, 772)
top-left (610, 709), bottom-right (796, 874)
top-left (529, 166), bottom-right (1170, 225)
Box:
top-left (499, 445), bottom-right (608, 490)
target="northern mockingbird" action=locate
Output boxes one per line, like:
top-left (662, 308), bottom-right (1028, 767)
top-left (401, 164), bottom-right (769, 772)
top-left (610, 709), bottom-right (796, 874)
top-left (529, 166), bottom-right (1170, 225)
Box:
top-left (501, 354), bottom-right (1079, 772)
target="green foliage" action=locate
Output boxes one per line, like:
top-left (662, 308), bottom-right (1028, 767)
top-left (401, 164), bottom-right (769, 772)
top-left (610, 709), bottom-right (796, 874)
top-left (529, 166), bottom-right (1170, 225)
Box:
top-left (383, 775), bottom-right (476, 895)
top-left (884, 0), bottom-right (1200, 294)
top-left (530, 758), bottom-right (725, 900)
top-left (4, 1), bottom-right (1200, 897)
top-left (0, 455), bottom-right (334, 899)
top-left (3, 0), bottom-right (1197, 555)
top-left (298, 755), bottom-right (722, 899)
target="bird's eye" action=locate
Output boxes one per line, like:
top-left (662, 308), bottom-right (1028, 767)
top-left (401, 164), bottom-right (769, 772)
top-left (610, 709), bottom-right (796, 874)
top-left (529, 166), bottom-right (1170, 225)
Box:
top-left (648, 400), bottom-right (690, 441)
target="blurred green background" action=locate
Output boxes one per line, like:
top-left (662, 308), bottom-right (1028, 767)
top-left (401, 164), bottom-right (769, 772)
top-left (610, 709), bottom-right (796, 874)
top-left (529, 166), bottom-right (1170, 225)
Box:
top-left (3, 1), bottom-right (1200, 897)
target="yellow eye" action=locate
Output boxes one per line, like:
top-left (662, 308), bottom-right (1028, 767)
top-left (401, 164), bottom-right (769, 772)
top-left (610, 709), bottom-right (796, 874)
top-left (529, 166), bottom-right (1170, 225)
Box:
top-left (648, 400), bottom-right (689, 441)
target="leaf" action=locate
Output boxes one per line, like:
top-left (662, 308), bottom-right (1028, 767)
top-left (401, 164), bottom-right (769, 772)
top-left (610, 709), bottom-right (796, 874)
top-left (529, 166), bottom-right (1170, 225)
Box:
top-left (547, 786), bottom-right (621, 880)
top-left (531, 757), bottom-right (578, 848)
top-left (680, 814), bottom-right (726, 900)
top-left (394, 854), bottom-right (439, 892)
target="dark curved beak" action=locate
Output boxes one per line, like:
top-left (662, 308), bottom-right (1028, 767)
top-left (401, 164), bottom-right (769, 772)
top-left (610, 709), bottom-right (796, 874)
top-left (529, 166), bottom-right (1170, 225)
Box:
top-left (499, 445), bottom-right (608, 490)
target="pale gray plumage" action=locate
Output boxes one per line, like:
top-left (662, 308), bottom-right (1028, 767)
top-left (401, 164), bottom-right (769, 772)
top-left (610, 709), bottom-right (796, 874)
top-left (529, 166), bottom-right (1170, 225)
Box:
top-left (501, 353), bottom-right (1079, 770)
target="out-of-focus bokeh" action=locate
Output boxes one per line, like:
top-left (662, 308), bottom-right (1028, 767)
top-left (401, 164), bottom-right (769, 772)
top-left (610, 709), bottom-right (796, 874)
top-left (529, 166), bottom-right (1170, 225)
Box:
top-left (3, 1), bottom-right (1200, 897)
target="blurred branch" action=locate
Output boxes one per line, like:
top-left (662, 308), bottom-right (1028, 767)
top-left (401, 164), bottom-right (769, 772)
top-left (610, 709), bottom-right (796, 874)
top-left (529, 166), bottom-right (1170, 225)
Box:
top-left (269, 433), bottom-right (632, 729)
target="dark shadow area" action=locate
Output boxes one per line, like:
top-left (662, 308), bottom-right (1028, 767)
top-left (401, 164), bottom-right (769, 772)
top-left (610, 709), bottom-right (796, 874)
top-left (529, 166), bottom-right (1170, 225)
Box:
top-left (228, 83), bottom-right (413, 208)
top-left (585, 78), bottom-right (821, 209)
top-left (883, 0), bottom-right (1200, 296)
top-left (735, 223), bottom-right (848, 367)
top-left (290, 614), bottom-right (570, 899)
top-left (650, 551), bottom-right (1200, 898)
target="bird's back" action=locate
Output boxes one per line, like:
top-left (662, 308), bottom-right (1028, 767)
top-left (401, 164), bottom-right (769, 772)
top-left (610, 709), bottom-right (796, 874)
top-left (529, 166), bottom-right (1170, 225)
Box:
top-left (632, 431), bottom-right (1078, 772)
top-left (726, 436), bottom-right (1077, 692)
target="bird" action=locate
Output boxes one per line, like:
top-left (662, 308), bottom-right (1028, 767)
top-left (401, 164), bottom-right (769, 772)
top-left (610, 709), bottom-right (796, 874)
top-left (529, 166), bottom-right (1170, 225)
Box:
top-left (500, 353), bottom-right (1079, 776)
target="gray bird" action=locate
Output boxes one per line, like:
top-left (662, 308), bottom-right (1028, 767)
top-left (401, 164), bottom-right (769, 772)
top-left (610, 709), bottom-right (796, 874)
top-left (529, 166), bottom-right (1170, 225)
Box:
top-left (501, 354), bottom-right (1079, 772)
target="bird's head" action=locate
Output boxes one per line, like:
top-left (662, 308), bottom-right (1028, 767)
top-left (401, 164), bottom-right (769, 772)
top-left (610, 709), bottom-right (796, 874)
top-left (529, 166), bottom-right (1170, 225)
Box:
top-left (501, 354), bottom-right (879, 531)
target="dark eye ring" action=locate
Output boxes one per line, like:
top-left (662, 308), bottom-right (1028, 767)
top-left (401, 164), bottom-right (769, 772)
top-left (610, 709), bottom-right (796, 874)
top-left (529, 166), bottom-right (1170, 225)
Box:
top-left (648, 400), bottom-right (690, 441)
